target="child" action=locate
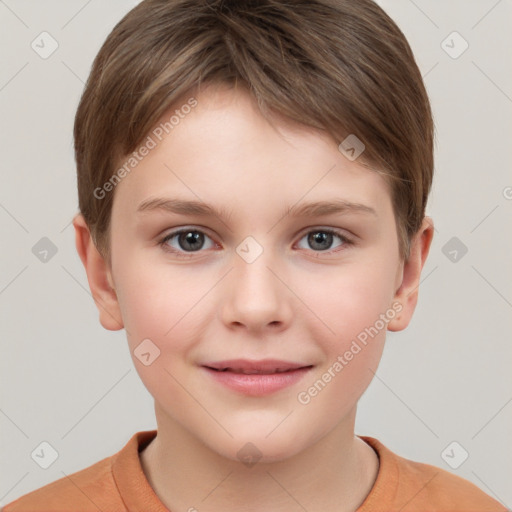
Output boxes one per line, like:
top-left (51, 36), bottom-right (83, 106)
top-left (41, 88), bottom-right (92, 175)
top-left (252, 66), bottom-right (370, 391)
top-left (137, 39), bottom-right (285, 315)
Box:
top-left (3, 0), bottom-right (506, 510)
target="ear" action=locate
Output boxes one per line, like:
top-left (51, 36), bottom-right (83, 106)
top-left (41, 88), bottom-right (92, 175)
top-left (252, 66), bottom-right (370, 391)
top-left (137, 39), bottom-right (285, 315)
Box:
top-left (387, 217), bottom-right (434, 332)
top-left (73, 214), bottom-right (124, 331)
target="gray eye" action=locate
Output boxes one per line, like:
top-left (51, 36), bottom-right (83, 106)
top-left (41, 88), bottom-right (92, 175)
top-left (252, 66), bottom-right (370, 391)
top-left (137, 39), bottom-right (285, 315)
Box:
top-left (297, 230), bottom-right (345, 252)
top-left (164, 230), bottom-right (215, 252)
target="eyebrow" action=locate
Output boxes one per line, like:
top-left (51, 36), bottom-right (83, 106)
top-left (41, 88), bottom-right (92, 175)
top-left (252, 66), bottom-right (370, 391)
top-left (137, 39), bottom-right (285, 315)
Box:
top-left (137, 197), bottom-right (377, 220)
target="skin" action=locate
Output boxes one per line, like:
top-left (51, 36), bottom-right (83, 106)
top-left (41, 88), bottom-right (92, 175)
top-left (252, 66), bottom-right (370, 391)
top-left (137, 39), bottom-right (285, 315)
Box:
top-left (74, 83), bottom-right (433, 512)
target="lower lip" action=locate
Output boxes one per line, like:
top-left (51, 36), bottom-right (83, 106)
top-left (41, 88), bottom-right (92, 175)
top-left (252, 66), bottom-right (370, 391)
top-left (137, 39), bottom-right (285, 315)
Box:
top-left (202, 366), bottom-right (312, 396)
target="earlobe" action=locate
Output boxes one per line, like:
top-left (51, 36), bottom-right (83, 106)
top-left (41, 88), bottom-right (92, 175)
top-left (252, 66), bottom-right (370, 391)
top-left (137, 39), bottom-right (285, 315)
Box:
top-left (73, 214), bottom-right (124, 331)
top-left (387, 217), bottom-right (434, 332)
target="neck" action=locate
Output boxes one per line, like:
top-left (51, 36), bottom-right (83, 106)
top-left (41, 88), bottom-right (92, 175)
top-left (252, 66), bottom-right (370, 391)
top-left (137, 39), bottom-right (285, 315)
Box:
top-left (140, 404), bottom-right (379, 512)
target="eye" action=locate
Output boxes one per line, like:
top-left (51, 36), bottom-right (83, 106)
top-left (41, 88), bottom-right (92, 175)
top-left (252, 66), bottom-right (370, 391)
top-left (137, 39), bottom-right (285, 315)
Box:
top-left (159, 228), bottom-right (216, 257)
top-left (296, 228), bottom-right (353, 254)
top-left (159, 226), bottom-right (353, 258)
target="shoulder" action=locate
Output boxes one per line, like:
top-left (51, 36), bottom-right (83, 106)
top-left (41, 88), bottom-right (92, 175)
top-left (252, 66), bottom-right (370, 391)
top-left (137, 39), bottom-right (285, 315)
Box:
top-left (2, 453), bottom-right (120, 512)
top-left (361, 436), bottom-right (507, 512)
top-left (395, 455), bottom-right (505, 511)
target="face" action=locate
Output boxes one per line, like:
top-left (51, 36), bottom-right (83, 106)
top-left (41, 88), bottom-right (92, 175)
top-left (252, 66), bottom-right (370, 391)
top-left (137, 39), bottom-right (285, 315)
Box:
top-left (106, 84), bottom-right (405, 462)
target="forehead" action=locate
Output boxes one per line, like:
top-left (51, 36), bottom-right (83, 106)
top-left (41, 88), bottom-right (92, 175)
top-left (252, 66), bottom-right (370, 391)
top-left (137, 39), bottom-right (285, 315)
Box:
top-left (111, 84), bottom-right (393, 223)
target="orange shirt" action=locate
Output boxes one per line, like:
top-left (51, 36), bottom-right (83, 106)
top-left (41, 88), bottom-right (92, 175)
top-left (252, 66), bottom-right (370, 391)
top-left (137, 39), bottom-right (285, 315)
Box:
top-left (2, 430), bottom-right (506, 512)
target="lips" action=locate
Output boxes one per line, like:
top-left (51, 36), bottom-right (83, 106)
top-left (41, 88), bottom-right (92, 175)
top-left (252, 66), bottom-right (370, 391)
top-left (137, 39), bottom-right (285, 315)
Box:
top-left (202, 359), bottom-right (311, 374)
top-left (201, 359), bottom-right (313, 396)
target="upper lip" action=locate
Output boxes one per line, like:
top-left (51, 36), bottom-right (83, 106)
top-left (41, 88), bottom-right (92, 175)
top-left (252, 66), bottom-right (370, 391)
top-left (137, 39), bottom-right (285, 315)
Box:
top-left (202, 359), bottom-right (312, 374)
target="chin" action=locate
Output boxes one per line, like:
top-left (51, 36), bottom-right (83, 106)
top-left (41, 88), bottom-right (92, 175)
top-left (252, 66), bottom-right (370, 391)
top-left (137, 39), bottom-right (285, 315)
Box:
top-left (202, 425), bottom-right (318, 466)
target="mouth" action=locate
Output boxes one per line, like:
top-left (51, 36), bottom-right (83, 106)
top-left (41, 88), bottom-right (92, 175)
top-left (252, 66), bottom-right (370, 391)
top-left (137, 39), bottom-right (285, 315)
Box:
top-left (202, 359), bottom-right (313, 374)
top-left (201, 359), bottom-right (314, 396)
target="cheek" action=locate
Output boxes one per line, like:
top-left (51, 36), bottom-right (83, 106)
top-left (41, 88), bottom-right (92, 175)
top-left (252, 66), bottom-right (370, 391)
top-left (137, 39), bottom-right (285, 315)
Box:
top-left (294, 260), bottom-right (395, 403)
top-left (114, 261), bottom-right (203, 410)
top-left (114, 253), bottom-right (200, 343)
top-left (308, 260), bottom-right (396, 346)
top-left (294, 265), bottom-right (392, 415)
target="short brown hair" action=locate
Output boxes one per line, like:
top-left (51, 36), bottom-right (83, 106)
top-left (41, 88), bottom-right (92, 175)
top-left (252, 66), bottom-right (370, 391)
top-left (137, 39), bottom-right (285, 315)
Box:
top-left (74, 0), bottom-right (434, 261)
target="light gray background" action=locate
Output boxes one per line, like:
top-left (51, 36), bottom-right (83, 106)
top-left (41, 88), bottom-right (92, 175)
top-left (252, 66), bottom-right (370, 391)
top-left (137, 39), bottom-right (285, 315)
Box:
top-left (1, 0), bottom-right (511, 507)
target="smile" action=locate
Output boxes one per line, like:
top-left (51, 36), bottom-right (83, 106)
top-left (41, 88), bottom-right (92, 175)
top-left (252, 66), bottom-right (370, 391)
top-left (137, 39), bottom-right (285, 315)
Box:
top-left (201, 359), bottom-right (313, 396)
top-left (208, 367), bottom-right (301, 375)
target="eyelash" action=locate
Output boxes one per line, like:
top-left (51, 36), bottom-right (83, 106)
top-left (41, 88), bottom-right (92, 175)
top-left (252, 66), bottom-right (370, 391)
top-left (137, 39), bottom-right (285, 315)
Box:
top-left (158, 227), bottom-right (354, 259)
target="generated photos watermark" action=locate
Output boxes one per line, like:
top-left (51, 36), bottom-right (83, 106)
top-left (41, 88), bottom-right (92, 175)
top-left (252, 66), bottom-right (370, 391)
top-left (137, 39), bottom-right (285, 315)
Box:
top-left (93, 97), bottom-right (198, 200)
top-left (297, 301), bottom-right (402, 405)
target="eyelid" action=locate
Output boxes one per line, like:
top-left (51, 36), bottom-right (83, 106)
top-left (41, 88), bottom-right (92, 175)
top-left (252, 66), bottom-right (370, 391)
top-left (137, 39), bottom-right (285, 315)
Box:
top-left (295, 225), bottom-right (354, 241)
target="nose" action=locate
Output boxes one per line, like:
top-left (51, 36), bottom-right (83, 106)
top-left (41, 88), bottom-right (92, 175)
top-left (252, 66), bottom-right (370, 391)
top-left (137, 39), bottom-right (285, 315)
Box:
top-left (219, 246), bottom-right (293, 334)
